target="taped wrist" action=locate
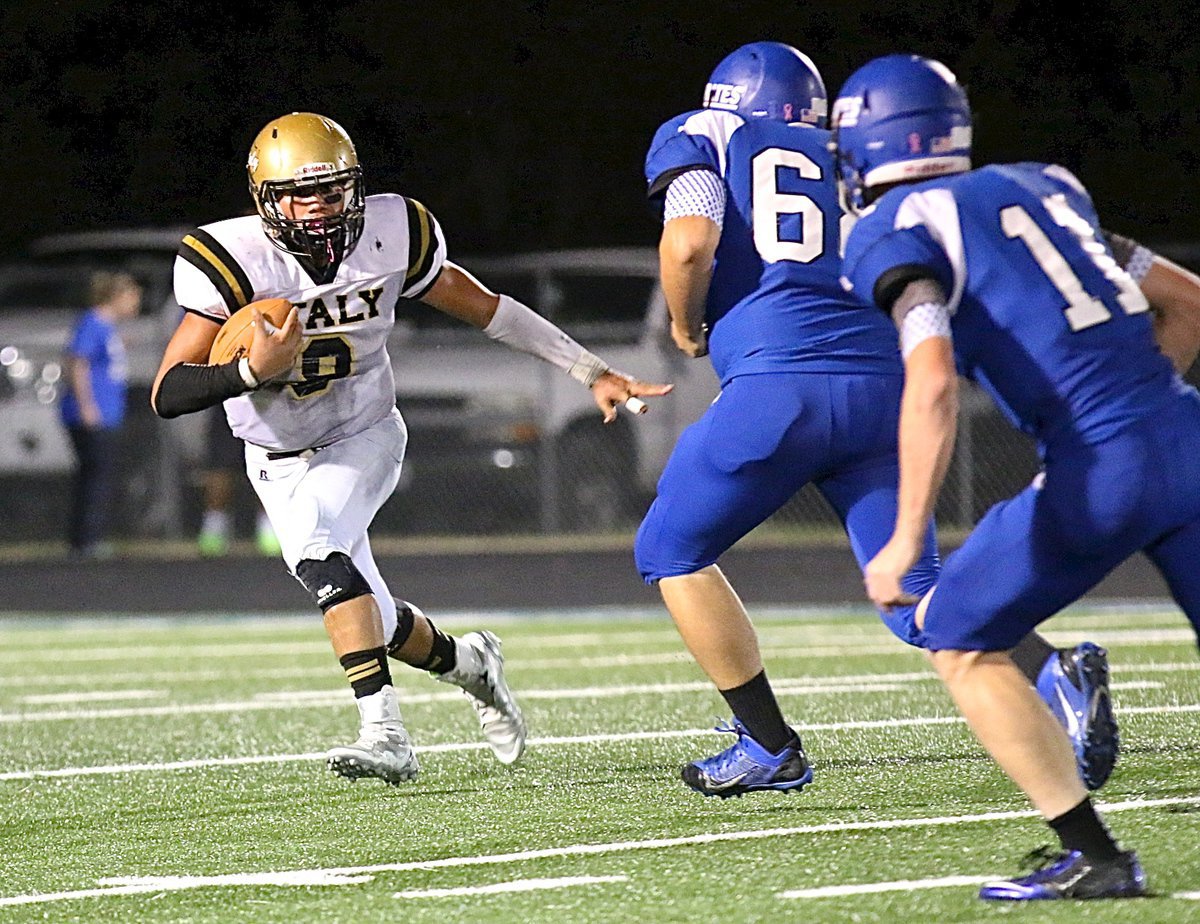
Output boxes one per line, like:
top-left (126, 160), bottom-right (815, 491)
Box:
top-left (483, 294), bottom-right (612, 386)
top-left (153, 360), bottom-right (250, 419)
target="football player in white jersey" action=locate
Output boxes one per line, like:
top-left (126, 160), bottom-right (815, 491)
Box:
top-left (151, 112), bottom-right (672, 786)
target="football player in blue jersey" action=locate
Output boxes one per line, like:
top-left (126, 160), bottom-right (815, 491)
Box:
top-left (834, 53), bottom-right (1200, 901)
top-left (635, 42), bottom-right (1117, 801)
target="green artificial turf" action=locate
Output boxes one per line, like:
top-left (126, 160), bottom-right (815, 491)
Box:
top-left (2, 604), bottom-right (1198, 922)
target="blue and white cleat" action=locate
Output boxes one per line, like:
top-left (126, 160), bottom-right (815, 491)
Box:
top-left (681, 718), bottom-right (813, 798)
top-left (979, 849), bottom-right (1146, 901)
top-left (1036, 642), bottom-right (1119, 790)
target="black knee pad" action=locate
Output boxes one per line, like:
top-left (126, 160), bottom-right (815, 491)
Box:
top-left (295, 553), bottom-right (372, 613)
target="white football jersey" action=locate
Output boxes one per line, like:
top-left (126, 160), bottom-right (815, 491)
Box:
top-left (173, 193), bottom-right (446, 450)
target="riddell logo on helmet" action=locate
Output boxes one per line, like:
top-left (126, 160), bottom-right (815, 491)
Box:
top-left (902, 160), bottom-right (962, 178)
top-left (293, 162), bottom-right (337, 179)
top-left (704, 82), bottom-right (746, 110)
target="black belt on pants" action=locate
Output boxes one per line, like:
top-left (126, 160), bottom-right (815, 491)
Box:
top-left (265, 444), bottom-right (326, 461)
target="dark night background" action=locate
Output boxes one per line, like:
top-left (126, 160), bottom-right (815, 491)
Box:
top-left (0, 0), bottom-right (1197, 259)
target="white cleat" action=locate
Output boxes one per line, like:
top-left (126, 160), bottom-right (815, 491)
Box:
top-left (442, 631), bottom-right (527, 765)
top-left (326, 723), bottom-right (419, 786)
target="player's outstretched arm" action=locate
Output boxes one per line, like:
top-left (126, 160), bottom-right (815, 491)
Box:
top-left (659, 215), bottom-right (720, 358)
top-left (421, 262), bottom-right (672, 422)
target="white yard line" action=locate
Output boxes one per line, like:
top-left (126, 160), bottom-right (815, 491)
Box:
top-left (0, 625), bottom-right (1193, 667)
top-left (393, 875), bottom-right (628, 899)
top-left (1, 658), bottom-right (1193, 693)
top-left (0, 679), bottom-right (917, 724)
top-left (3, 701), bottom-right (1199, 781)
top-left (779, 874), bottom-right (998, 898)
top-left (1, 796), bottom-right (1196, 908)
top-left (0, 664), bottom-right (1182, 724)
top-left (18, 690), bottom-right (166, 705)
top-left (0, 641), bottom-right (334, 663)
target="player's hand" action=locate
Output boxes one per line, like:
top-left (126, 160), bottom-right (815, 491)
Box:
top-left (590, 371), bottom-right (673, 424)
top-left (864, 536), bottom-right (921, 613)
top-left (670, 321), bottom-right (708, 358)
top-left (247, 306), bottom-right (302, 383)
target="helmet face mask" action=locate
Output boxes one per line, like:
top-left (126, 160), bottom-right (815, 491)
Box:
top-left (248, 113), bottom-right (366, 280)
top-left (704, 41), bottom-right (827, 127)
top-left (831, 55), bottom-right (972, 214)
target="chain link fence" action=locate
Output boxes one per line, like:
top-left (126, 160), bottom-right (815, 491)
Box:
top-left (2, 240), bottom-right (1197, 547)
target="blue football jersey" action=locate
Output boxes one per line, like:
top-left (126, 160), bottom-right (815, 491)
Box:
top-left (842, 162), bottom-right (1179, 446)
top-left (645, 109), bottom-right (900, 383)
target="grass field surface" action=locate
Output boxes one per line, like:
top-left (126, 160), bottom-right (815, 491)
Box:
top-left (2, 603), bottom-right (1199, 922)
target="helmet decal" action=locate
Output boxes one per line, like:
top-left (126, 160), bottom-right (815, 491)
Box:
top-left (831, 55), bottom-right (972, 213)
top-left (704, 42), bottom-right (827, 127)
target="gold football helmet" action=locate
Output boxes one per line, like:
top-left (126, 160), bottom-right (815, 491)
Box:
top-left (247, 112), bottom-right (366, 278)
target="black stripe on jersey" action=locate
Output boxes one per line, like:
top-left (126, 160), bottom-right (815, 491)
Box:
top-left (406, 265), bottom-right (444, 301)
top-left (647, 164), bottom-right (718, 200)
top-left (403, 197), bottom-right (439, 289)
top-left (181, 306), bottom-right (226, 324)
top-left (178, 229), bottom-right (255, 314)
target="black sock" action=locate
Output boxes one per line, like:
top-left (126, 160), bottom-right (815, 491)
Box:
top-left (720, 670), bottom-right (793, 754)
top-left (339, 647), bottom-right (392, 698)
top-left (414, 623), bottom-right (457, 674)
top-left (1048, 798), bottom-right (1120, 862)
top-left (1011, 632), bottom-right (1056, 684)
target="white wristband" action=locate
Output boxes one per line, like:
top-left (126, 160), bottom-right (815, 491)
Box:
top-left (237, 355), bottom-right (260, 389)
top-left (899, 301), bottom-right (952, 359)
top-left (484, 294), bottom-right (611, 386)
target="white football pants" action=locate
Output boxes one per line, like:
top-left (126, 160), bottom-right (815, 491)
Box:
top-left (245, 407), bottom-right (407, 639)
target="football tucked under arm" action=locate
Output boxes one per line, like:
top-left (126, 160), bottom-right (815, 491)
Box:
top-left (153, 298), bottom-right (296, 419)
top-left (208, 298), bottom-right (295, 364)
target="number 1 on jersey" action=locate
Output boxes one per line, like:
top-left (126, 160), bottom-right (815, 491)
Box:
top-left (1000, 196), bottom-right (1148, 332)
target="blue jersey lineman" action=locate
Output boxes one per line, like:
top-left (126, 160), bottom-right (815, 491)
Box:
top-left (637, 42), bottom-right (951, 799)
top-left (835, 53), bottom-right (1200, 901)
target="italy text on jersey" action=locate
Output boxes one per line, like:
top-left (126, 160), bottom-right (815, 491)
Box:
top-left (172, 194), bottom-right (447, 450)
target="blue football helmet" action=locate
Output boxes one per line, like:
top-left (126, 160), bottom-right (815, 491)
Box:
top-left (831, 54), bottom-right (972, 212)
top-left (704, 41), bottom-right (827, 126)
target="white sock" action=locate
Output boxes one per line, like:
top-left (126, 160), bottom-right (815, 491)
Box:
top-left (200, 509), bottom-right (229, 536)
top-left (355, 685), bottom-right (402, 728)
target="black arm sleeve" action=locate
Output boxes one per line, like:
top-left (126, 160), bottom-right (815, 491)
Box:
top-left (153, 360), bottom-right (249, 419)
top-left (873, 263), bottom-right (941, 313)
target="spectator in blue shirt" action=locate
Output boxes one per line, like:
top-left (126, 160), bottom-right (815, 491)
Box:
top-left (60, 271), bottom-right (142, 557)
